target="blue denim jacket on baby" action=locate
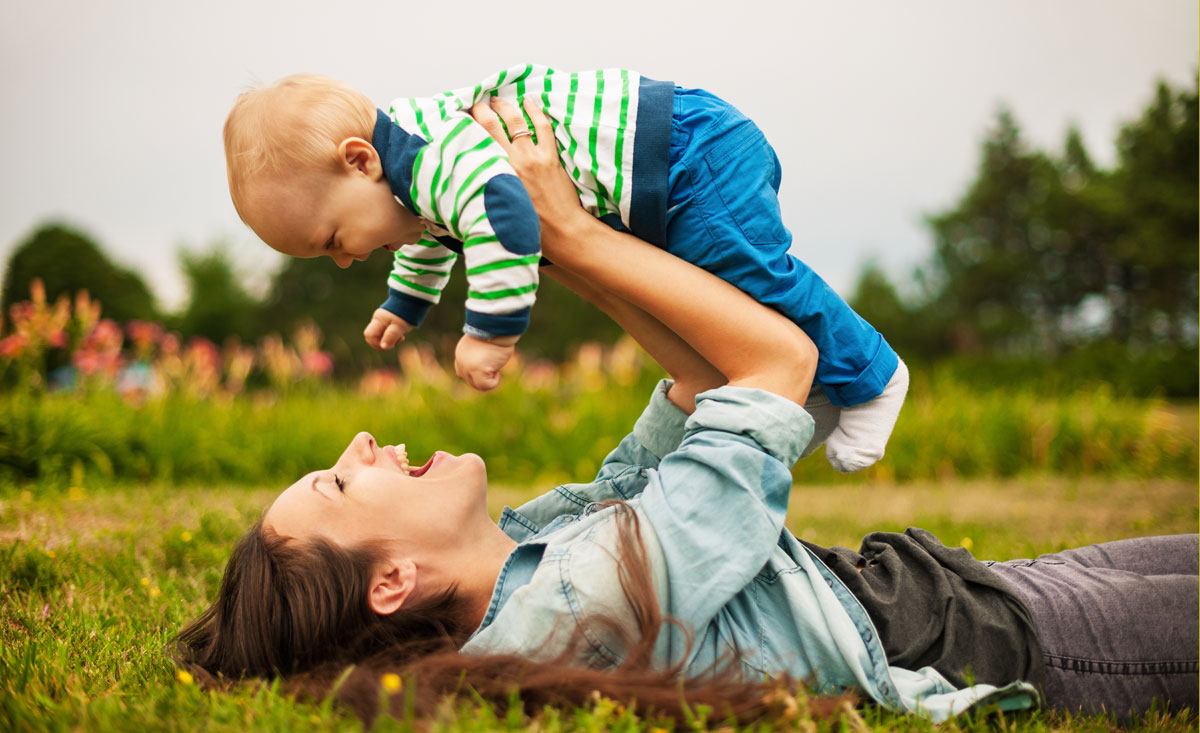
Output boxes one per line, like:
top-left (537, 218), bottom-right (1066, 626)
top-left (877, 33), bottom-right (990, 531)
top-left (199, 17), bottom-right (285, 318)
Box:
top-left (460, 380), bottom-right (1039, 721)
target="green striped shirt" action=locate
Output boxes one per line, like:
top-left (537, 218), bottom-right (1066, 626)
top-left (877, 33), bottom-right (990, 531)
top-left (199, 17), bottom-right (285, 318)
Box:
top-left (384, 65), bottom-right (642, 335)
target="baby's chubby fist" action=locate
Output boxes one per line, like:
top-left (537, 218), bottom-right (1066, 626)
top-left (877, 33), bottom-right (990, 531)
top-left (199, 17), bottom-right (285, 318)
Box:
top-left (454, 334), bottom-right (518, 392)
top-left (363, 308), bottom-right (415, 350)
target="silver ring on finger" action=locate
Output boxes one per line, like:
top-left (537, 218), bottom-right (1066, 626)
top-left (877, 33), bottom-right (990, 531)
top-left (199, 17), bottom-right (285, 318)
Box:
top-left (510, 129), bottom-right (533, 142)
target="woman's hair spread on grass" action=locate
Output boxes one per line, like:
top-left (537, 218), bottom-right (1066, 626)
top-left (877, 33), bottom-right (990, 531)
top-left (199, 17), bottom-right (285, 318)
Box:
top-left (223, 74), bottom-right (375, 219)
top-left (173, 505), bottom-right (852, 726)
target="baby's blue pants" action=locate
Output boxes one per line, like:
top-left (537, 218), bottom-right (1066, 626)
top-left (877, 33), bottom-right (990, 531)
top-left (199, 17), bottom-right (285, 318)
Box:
top-left (665, 87), bottom-right (898, 407)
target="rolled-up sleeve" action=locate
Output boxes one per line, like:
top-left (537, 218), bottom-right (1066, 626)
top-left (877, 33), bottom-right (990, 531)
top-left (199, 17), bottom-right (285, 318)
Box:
top-left (638, 385), bottom-right (814, 633)
top-left (590, 379), bottom-right (690, 482)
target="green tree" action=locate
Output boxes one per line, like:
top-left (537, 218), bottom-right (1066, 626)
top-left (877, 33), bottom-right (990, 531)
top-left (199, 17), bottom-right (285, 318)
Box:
top-left (174, 244), bottom-right (262, 344)
top-left (921, 84), bottom-right (1200, 356)
top-left (1107, 79), bottom-right (1199, 346)
top-left (925, 108), bottom-right (1077, 353)
top-left (848, 261), bottom-right (952, 361)
top-left (1, 222), bottom-right (158, 324)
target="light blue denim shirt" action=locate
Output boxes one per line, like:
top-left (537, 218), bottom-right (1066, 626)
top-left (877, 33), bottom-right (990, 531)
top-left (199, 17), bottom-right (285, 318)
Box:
top-left (461, 380), bottom-right (1038, 721)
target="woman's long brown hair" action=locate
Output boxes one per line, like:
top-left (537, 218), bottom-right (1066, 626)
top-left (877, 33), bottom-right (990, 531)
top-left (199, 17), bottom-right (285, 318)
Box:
top-left (173, 504), bottom-right (853, 726)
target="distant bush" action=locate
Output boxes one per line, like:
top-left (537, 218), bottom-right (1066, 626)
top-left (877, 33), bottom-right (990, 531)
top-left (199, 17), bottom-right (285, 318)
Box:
top-left (922, 342), bottom-right (1198, 398)
top-left (0, 281), bottom-right (1193, 489)
top-left (0, 341), bottom-right (1193, 489)
top-left (1, 223), bottom-right (158, 325)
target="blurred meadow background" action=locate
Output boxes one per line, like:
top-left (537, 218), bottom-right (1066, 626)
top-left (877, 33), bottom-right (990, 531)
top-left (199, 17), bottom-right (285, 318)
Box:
top-left (1, 1), bottom-right (1197, 730)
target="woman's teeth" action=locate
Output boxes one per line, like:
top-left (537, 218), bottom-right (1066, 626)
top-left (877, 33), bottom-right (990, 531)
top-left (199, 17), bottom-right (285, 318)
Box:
top-left (386, 444), bottom-right (437, 478)
top-left (388, 444), bottom-right (411, 475)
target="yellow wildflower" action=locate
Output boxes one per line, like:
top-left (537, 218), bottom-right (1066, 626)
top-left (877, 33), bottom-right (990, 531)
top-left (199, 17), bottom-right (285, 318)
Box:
top-left (149, 586), bottom-right (162, 598)
top-left (180, 531), bottom-right (193, 543)
top-left (381, 673), bottom-right (402, 693)
top-left (959, 537), bottom-right (973, 550)
top-left (176, 669), bottom-right (194, 685)
top-left (140, 577), bottom-right (151, 586)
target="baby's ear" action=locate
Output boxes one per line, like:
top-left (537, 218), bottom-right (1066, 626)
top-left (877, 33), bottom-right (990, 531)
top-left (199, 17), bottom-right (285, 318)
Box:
top-left (338, 138), bottom-right (382, 179)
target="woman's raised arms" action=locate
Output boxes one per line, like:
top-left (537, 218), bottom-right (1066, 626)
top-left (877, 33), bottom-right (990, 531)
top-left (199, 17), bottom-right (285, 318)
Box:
top-left (470, 98), bottom-right (817, 409)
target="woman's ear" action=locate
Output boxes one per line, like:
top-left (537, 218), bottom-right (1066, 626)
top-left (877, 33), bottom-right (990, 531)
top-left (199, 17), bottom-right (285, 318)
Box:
top-left (368, 557), bottom-right (417, 615)
top-left (338, 138), bottom-right (383, 180)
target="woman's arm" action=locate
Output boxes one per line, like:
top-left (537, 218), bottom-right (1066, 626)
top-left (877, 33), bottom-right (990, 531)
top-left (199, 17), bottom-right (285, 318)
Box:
top-left (472, 98), bottom-right (816, 407)
top-left (541, 265), bottom-right (724, 412)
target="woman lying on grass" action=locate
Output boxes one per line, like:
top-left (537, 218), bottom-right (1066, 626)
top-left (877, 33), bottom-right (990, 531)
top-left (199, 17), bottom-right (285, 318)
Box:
top-left (175, 101), bottom-right (1198, 726)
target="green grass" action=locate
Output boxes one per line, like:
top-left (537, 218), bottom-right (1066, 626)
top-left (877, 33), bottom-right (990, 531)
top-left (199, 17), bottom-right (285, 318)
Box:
top-left (2, 475), bottom-right (1195, 731)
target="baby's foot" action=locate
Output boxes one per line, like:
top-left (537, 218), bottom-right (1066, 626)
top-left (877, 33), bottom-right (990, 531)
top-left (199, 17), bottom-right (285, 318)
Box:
top-left (801, 386), bottom-right (841, 458)
top-left (825, 359), bottom-right (909, 472)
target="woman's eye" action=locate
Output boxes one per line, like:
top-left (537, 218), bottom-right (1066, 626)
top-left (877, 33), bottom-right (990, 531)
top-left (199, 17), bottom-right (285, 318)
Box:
top-left (334, 474), bottom-right (346, 493)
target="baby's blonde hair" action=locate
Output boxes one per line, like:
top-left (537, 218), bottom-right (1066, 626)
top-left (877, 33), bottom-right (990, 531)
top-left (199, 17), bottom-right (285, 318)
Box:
top-left (223, 74), bottom-right (376, 220)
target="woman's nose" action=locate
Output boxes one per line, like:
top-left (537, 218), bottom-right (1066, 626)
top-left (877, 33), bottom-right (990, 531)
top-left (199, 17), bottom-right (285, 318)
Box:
top-left (337, 431), bottom-right (377, 467)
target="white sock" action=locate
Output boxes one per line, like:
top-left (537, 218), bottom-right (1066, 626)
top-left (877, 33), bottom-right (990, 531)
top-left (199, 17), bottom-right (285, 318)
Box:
top-left (801, 386), bottom-right (842, 459)
top-left (824, 358), bottom-right (909, 473)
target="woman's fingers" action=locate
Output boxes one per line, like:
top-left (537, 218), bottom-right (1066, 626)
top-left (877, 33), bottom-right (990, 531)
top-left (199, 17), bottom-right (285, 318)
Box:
top-left (469, 95), bottom-right (588, 250)
top-left (488, 97), bottom-right (529, 136)
top-left (469, 100), bottom-right (510, 150)
top-left (523, 97), bottom-right (555, 147)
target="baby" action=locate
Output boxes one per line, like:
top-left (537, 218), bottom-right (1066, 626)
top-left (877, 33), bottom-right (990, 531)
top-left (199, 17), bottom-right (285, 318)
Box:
top-left (223, 64), bottom-right (908, 472)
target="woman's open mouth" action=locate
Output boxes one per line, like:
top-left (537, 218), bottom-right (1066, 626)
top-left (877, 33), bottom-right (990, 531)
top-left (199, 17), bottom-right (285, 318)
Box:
top-left (383, 445), bottom-right (442, 477)
top-left (409, 452), bottom-right (444, 477)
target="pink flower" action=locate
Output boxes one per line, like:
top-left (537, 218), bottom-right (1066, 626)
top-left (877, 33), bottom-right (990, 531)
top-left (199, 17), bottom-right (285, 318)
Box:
top-left (301, 350), bottom-right (334, 377)
top-left (0, 333), bottom-right (27, 360)
top-left (359, 369), bottom-right (400, 396)
top-left (73, 348), bottom-right (103, 375)
top-left (185, 338), bottom-right (222, 373)
top-left (126, 320), bottom-right (164, 356)
top-left (46, 329), bottom-right (67, 349)
top-left (160, 333), bottom-right (180, 356)
top-left (91, 320), bottom-right (124, 352)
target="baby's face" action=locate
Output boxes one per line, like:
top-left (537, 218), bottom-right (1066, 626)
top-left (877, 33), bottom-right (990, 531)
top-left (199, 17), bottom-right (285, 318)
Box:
top-left (242, 163), bottom-right (426, 269)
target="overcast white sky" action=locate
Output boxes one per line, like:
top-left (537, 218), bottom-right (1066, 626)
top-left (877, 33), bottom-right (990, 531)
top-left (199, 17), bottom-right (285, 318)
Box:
top-left (0, 0), bottom-right (1195, 310)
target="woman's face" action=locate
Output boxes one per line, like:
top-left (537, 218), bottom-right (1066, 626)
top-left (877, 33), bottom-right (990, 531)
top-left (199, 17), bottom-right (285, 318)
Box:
top-left (265, 432), bottom-right (488, 551)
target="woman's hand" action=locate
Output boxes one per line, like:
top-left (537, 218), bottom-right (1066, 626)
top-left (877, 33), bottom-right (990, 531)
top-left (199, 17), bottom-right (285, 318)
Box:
top-left (469, 98), bottom-right (592, 256)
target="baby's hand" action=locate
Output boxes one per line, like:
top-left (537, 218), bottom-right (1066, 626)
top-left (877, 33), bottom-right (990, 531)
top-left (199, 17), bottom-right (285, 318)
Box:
top-left (363, 309), bottom-right (414, 350)
top-left (454, 334), bottom-right (517, 391)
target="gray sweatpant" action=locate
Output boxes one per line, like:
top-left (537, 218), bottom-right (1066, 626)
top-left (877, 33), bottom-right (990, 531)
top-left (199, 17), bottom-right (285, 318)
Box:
top-left (984, 534), bottom-right (1198, 721)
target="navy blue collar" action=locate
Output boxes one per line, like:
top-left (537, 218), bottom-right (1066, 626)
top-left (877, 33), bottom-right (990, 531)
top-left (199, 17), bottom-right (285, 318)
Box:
top-left (371, 109), bottom-right (428, 215)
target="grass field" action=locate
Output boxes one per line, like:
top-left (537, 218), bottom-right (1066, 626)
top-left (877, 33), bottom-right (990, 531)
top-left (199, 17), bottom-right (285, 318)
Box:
top-left (2, 472), bottom-right (1196, 731)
